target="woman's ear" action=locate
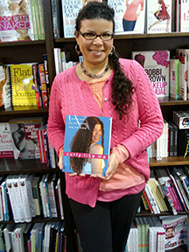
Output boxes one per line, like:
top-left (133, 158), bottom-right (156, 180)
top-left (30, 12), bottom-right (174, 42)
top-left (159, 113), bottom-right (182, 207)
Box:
top-left (75, 30), bottom-right (79, 39)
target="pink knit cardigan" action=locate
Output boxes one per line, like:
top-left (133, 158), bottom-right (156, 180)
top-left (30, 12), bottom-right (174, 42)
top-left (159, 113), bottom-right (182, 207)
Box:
top-left (47, 58), bottom-right (164, 207)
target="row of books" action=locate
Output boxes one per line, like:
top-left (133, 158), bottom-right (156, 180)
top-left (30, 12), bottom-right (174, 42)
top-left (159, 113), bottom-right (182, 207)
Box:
top-left (0, 0), bottom-right (45, 43)
top-left (132, 48), bottom-right (189, 101)
top-left (141, 167), bottom-right (189, 216)
top-left (52, 0), bottom-right (189, 39)
top-left (0, 55), bottom-right (50, 110)
top-left (0, 221), bottom-right (66, 252)
top-left (0, 173), bottom-right (64, 223)
top-left (125, 215), bottom-right (188, 252)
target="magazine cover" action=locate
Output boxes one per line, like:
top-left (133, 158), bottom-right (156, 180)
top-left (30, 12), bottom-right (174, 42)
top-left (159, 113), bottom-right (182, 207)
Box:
top-left (161, 215), bottom-right (188, 250)
top-left (62, 0), bottom-right (102, 38)
top-left (63, 115), bottom-right (112, 176)
top-left (9, 117), bottom-right (44, 159)
top-left (180, 0), bottom-right (189, 32)
top-left (108, 0), bottom-right (146, 34)
top-left (0, 0), bottom-right (34, 42)
top-left (147, 0), bottom-right (172, 34)
top-left (0, 123), bottom-right (14, 158)
top-left (132, 50), bottom-right (170, 98)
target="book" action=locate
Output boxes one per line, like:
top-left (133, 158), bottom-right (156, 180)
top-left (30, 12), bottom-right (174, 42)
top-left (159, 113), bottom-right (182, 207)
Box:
top-left (0, 123), bottom-right (14, 158)
top-left (0, 0), bottom-right (35, 42)
top-left (178, 129), bottom-right (189, 157)
top-left (0, 65), bottom-right (11, 110)
top-left (9, 63), bottom-right (37, 107)
top-left (180, 0), bottom-right (189, 32)
top-left (169, 59), bottom-right (180, 100)
top-left (51, 0), bottom-right (63, 38)
top-left (37, 64), bottom-right (48, 108)
top-left (63, 115), bottom-right (112, 176)
top-left (9, 117), bottom-right (44, 160)
top-left (132, 50), bottom-right (170, 98)
top-left (168, 122), bottom-right (178, 156)
top-left (108, 0), bottom-right (146, 35)
top-left (3, 223), bottom-right (15, 252)
top-left (31, 176), bottom-right (41, 216)
top-left (32, 64), bottom-right (42, 109)
top-left (168, 122), bottom-right (174, 156)
top-left (147, 0), bottom-right (172, 33)
top-left (61, 0), bottom-right (102, 38)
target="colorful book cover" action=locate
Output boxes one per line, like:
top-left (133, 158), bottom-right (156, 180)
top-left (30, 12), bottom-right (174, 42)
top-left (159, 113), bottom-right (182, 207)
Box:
top-left (132, 50), bottom-right (170, 97)
top-left (0, 122), bottom-right (14, 158)
top-left (169, 59), bottom-right (180, 100)
top-left (0, 0), bottom-right (34, 42)
top-left (9, 117), bottom-right (44, 159)
top-left (61, 0), bottom-right (102, 38)
top-left (147, 0), bottom-right (172, 34)
top-left (180, 0), bottom-right (189, 32)
top-left (63, 115), bottom-right (112, 176)
top-left (108, 0), bottom-right (146, 35)
top-left (10, 63), bottom-right (37, 107)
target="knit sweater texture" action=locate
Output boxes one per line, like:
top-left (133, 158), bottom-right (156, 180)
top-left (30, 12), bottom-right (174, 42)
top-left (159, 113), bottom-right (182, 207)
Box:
top-left (47, 58), bottom-right (164, 207)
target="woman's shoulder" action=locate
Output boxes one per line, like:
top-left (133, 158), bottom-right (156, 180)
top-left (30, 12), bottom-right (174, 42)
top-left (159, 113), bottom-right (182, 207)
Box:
top-left (90, 143), bottom-right (103, 154)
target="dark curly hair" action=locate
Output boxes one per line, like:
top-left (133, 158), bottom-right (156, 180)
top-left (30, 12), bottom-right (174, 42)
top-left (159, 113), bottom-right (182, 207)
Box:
top-left (70, 116), bottom-right (104, 174)
top-left (75, 1), bottom-right (134, 120)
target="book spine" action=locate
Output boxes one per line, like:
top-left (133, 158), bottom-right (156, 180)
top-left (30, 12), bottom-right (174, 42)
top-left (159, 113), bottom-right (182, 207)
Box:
top-left (32, 64), bottom-right (42, 108)
top-left (19, 178), bottom-right (32, 222)
top-left (43, 54), bottom-right (50, 102)
top-left (57, 179), bottom-right (64, 220)
top-left (30, 0), bottom-right (39, 40)
top-left (26, 0), bottom-right (35, 40)
top-left (37, 129), bottom-right (45, 163)
top-left (38, 64), bottom-right (48, 108)
top-left (37, 0), bottom-right (45, 40)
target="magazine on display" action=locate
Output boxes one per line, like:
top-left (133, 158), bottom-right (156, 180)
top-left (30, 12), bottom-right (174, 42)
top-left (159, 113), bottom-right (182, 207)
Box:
top-left (63, 115), bottom-right (112, 176)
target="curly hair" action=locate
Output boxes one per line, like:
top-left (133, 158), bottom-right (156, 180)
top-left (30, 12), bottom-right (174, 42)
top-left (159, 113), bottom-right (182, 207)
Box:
top-left (75, 1), bottom-right (135, 120)
top-left (70, 117), bottom-right (104, 174)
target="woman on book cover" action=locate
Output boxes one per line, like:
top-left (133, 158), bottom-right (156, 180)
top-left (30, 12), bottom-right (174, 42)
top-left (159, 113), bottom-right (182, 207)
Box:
top-left (148, 0), bottom-right (170, 32)
top-left (122, 0), bottom-right (145, 31)
top-left (47, 2), bottom-right (164, 251)
top-left (70, 116), bottom-right (105, 175)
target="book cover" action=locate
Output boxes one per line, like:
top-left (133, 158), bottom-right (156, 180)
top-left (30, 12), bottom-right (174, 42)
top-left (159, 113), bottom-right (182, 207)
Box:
top-left (63, 115), bottom-right (112, 176)
top-left (147, 0), bottom-right (172, 33)
top-left (132, 50), bottom-right (170, 97)
top-left (61, 0), bottom-right (102, 38)
top-left (10, 63), bottom-right (37, 107)
top-left (0, 65), bottom-right (11, 110)
top-left (180, 0), bottom-right (189, 32)
top-left (9, 117), bottom-right (44, 160)
top-left (178, 129), bottom-right (189, 157)
top-left (0, 0), bottom-right (34, 42)
top-left (0, 122), bottom-right (14, 158)
top-left (108, 0), bottom-right (146, 35)
top-left (37, 64), bottom-right (48, 108)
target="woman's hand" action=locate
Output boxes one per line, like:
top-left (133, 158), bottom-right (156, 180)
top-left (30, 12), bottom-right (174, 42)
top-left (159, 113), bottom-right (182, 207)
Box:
top-left (103, 153), bottom-right (119, 180)
top-left (58, 147), bottom-right (64, 170)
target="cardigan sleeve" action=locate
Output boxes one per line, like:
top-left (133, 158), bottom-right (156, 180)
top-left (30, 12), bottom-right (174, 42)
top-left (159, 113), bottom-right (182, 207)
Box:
top-left (47, 75), bottom-right (65, 155)
top-left (119, 59), bottom-right (164, 159)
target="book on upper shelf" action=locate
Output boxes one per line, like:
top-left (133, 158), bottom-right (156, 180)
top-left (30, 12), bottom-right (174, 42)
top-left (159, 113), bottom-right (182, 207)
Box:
top-left (63, 115), bottom-right (112, 176)
top-left (169, 59), bottom-right (180, 100)
top-left (51, 0), bottom-right (63, 38)
top-left (61, 0), bottom-right (103, 38)
top-left (9, 117), bottom-right (44, 159)
top-left (9, 63), bottom-right (38, 107)
top-left (147, 0), bottom-right (172, 33)
top-left (0, 122), bottom-right (14, 158)
top-left (132, 50), bottom-right (170, 98)
top-left (107, 0), bottom-right (146, 35)
top-left (0, 0), bottom-right (35, 42)
top-left (180, 0), bottom-right (189, 32)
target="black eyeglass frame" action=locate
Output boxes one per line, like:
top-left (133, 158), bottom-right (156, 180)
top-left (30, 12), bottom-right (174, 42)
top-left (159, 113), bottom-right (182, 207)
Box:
top-left (78, 31), bottom-right (114, 41)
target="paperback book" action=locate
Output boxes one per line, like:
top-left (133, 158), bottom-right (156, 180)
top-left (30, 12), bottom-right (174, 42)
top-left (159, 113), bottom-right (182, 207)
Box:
top-left (180, 0), bottom-right (189, 32)
top-left (132, 50), bottom-right (170, 97)
top-left (9, 63), bottom-right (37, 107)
top-left (107, 0), bottom-right (146, 34)
top-left (9, 117), bottom-right (44, 159)
top-left (63, 115), bottom-right (112, 176)
top-left (61, 0), bottom-right (102, 38)
top-left (147, 0), bottom-right (172, 34)
top-left (0, 122), bottom-right (14, 158)
top-left (0, 0), bottom-right (35, 42)
top-left (0, 65), bottom-right (11, 110)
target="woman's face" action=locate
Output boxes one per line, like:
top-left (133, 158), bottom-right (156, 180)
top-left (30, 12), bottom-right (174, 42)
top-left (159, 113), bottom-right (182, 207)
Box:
top-left (91, 124), bottom-right (102, 143)
top-left (75, 18), bottom-right (114, 67)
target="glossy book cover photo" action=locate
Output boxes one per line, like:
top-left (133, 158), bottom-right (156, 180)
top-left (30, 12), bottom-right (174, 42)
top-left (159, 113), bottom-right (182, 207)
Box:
top-left (63, 115), bottom-right (112, 176)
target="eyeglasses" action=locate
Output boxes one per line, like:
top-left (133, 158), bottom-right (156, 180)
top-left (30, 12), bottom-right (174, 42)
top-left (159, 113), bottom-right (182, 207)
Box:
top-left (78, 31), bottom-right (114, 41)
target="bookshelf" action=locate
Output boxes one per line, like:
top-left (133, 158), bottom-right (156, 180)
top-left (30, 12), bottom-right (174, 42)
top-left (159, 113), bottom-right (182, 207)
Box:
top-left (0, 0), bottom-right (189, 251)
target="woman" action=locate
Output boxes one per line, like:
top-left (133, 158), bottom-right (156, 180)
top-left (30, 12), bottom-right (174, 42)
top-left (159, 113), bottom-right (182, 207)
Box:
top-left (70, 116), bottom-right (105, 175)
top-left (47, 2), bottom-right (164, 252)
top-left (123, 0), bottom-right (144, 31)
